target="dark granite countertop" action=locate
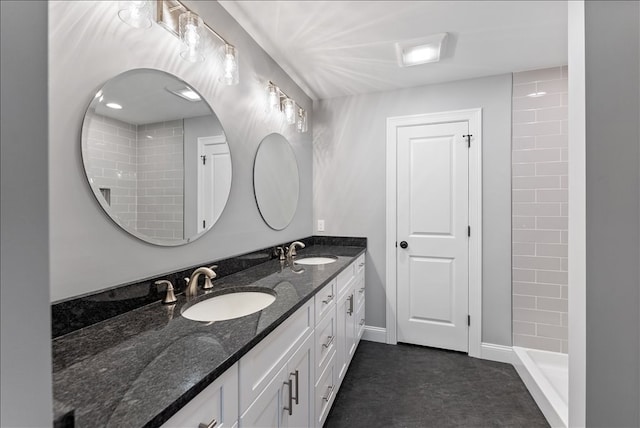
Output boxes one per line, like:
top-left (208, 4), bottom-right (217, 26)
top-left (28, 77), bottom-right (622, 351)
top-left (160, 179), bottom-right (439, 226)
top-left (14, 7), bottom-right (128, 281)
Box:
top-left (52, 244), bottom-right (365, 427)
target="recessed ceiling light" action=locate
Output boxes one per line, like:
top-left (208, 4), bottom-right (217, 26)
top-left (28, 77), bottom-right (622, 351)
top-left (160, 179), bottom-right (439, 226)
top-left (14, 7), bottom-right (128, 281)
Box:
top-left (105, 102), bottom-right (123, 110)
top-left (396, 33), bottom-right (448, 67)
top-left (167, 86), bottom-right (202, 102)
top-left (527, 91), bottom-right (547, 98)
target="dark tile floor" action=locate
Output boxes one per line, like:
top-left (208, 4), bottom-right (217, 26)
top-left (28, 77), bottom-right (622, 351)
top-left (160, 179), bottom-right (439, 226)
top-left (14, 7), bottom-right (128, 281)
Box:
top-left (324, 341), bottom-right (549, 428)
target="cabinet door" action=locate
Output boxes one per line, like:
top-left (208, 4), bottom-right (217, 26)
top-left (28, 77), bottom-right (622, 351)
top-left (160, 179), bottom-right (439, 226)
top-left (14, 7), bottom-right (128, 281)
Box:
top-left (336, 288), bottom-right (355, 385)
top-left (285, 335), bottom-right (313, 428)
top-left (162, 363), bottom-right (238, 428)
top-left (240, 365), bottom-right (286, 428)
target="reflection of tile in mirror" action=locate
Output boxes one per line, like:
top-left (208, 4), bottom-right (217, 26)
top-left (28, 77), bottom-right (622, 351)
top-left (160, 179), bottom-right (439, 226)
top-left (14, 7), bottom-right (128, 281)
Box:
top-left (99, 188), bottom-right (111, 206)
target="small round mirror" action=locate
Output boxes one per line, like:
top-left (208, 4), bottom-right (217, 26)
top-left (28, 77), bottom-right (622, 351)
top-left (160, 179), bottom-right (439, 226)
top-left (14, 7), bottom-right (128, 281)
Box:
top-left (253, 133), bottom-right (299, 230)
top-left (81, 69), bottom-right (232, 246)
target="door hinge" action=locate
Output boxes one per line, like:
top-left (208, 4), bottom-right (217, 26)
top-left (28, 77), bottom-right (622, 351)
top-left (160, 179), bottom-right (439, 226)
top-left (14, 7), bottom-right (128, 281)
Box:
top-left (467, 225), bottom-right (471, 237)
top-left (201, 155), bottom-right (206, 165)
top-left (463, 134), bottom-right (472, 148)
top-left (468, 315), bottom-right (471, 326)
top-left (202, 220), bottom-right (206, 228)
top-left (395, 241), bottom-right (398, 248)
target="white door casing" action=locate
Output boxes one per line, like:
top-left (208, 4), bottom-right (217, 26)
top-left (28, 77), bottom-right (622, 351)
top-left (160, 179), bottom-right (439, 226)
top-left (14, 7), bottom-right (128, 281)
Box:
top-left (396, 121), bottom-right (470, 352)
top-left (386, 109), bottom-right (482, 358)
top-left (197, 135), bottom-right (231, 233)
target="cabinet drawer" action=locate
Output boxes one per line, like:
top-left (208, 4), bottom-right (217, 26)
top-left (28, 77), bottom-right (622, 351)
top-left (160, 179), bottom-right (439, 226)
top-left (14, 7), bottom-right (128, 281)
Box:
top-left (314, 355), bottom-right (336, 427)
top-left (354, 273), bottom-right (365, 308)
top-left (315, 308), bottom-right (336, 382)
top-left (356, 298), bottom-right (365, 342)
top-left (162, 363), bottom-right (238, 428)
top-left (336, 261), bottom-right (356, 298)
top-left (239, 301), bottom-right (313, 413)
top-left (314, 279), bottom-right (336, 325)
top-left (356, 254), bottom-right (365, 273)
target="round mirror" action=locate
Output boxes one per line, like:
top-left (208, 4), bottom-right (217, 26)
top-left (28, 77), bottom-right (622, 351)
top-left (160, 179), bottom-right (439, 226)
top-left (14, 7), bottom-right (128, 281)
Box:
top-left (81, 69), bottom-right (232, 246)
top-left (253, 133), bottom-right (299, 230)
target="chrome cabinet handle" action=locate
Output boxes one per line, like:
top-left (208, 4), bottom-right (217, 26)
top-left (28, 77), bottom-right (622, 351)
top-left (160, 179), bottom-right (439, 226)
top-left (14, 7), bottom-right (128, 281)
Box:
top-left (358, 287), bottom-right (365, 293)
top-left (322, 335), bottom-right (335, 349)
top-left (359, 262), bottom-right (365, 267)
top-left (322, 294), bottom-right (334, 304)
top-left (359, 319), bottom-right (365, 326)
top-left (291, 370), bottom-right (299, 405)
top-left (283, 378), bottom-right (293, 416)
top-left (347, 294), bottom-right (354, 315)
top-left (198, 418), bottom-right (217, 428)
top-left (322, 385), bottom-right (334, 402)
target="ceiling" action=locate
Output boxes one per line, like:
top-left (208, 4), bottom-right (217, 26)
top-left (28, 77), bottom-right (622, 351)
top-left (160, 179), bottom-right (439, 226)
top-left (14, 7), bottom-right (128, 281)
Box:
top-left (219, 0), bottom-right (568, 100)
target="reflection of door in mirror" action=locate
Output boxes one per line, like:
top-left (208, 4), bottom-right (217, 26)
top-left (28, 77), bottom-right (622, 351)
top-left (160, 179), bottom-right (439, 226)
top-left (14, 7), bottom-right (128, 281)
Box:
top-left (197, 135), bottom-right (231, 233)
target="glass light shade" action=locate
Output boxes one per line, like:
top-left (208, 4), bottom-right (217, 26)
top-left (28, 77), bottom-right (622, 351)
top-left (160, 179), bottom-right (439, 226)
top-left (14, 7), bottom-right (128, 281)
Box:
top-left (267, 84), bottom-right (280, 112)
top-left (221, 44), bottom-right (239, 85)
top-left (179, 11), bottom-right (205, 63)
top-left (118, 1), bottom-right (152, 29)
top-left (296, 108), bottom-right (308, 133)
top-left (283, 98), bottom-right (296, 125)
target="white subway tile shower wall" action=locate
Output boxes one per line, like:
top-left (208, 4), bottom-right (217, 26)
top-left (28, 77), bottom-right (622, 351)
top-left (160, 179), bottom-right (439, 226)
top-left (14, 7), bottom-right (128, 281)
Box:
top-left (512, 66), bottom-right (568, 353)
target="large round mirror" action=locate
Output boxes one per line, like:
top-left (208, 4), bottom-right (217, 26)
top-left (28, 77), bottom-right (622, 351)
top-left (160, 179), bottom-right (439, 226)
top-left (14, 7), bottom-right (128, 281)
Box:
top-left (81, 69), bottom-right (232, 246)
top-left (253, 133), bottom-right (299, 230)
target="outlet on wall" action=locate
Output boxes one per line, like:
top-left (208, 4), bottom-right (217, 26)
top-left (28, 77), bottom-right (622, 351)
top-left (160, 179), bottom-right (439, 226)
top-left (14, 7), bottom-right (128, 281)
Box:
top-left (317, 219), bottom-right (325, 232)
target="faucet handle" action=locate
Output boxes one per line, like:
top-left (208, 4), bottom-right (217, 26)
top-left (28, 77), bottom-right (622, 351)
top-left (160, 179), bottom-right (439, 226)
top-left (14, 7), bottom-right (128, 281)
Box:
top-left (203, 266), bottom-right (218, 290)
top-left (276, 247), bottom-right (286, 261)
top-left (155, 280), bottom-right (177, 305)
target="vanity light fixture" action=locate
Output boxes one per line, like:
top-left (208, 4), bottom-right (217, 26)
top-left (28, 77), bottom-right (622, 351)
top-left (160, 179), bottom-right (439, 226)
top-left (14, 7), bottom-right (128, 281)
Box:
top-left (266, 81), bottom-right (309, 133)
top-left (118, 0), bottom-right (153, 29)
top-left (178, 11), bottom-right (204, 62)
top-left (267, 83), bottom-right (280, 112)
top-left (156, 0), bottom-right (240, 85)
top-left (396, 33), bottom-right (448, 67)
top-left (283, 98), bottom-right (296, 125)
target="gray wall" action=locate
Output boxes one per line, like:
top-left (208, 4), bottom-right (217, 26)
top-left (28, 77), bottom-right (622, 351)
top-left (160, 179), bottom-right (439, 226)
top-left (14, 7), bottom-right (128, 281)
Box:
top-left (49, 1), bottom-right (313, 301)
top-left (584, 1), bottom-right (640, 426)
top-left (0, 1), bottom-right (53, 425)
top-left (313, 74), bottom-right (513, 345)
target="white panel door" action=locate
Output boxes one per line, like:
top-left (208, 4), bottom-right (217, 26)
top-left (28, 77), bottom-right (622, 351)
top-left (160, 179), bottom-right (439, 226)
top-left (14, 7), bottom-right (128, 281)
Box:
top-left (396, 121), bottom-right (469, 352)
top-left (197, 135), bottom-right (231, 233)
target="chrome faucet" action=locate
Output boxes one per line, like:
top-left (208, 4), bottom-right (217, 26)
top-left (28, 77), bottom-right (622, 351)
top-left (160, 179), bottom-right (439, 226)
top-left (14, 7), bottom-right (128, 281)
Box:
top-left (184, 267), bottom-right (216, 297)
top-left (286, 241), bottom-right (305, 259)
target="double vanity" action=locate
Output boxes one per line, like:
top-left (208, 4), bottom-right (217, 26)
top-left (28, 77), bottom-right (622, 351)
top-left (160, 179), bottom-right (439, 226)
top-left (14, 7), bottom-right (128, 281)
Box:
top-left (52, 238), bottom-right (366, 427)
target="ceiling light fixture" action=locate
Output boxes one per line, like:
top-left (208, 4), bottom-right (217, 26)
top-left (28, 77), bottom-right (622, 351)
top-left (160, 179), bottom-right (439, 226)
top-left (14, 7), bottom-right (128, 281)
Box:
top-left (167, 86), bottom-right (202, 101)
top-left (118, 0), bottom-right (153, 29)
top-left (527, 91), bottom-right (547, 98)
top-left (396, 33), bottom-right (448, 67)
top-left (106, 102), bottom-right (123, 110)
top-left (266, 81), bottom-right (309, 133)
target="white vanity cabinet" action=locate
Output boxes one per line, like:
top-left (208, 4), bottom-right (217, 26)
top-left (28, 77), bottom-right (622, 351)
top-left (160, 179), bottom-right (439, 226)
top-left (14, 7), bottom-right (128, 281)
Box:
top-left (161, 363), bottom-right (239, 428)
top-left (160, 253), bottom-right (366, 428)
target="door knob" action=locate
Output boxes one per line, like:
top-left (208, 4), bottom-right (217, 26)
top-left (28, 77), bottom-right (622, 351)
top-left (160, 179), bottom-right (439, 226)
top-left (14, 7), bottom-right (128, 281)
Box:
top-left (400, 241), bottom-right (408, 249)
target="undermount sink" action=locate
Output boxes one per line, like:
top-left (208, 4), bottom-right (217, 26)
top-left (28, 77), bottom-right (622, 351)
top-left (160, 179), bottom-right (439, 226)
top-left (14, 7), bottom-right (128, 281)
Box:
top-left (293, 256), bottom-right (338, 265)
top-left (181, 289), bottom-right (276, 322)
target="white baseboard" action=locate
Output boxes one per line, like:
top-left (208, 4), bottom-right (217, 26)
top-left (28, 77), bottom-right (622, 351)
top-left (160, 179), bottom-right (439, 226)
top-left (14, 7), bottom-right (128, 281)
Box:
top-left (362, 326), bottom-right (387, 343)
top-left (479, 342), bottom-right (515, 364)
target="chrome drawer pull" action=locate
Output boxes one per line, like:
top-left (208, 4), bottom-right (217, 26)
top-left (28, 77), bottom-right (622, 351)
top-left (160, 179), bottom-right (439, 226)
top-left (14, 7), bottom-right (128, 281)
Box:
top-left (283, 378), bottom-right (293, 416)
top-left (291, 370), bottom-right (299, 405)
top-left (322, 335), bottom-right (335, 349)
top-left (322, 294), bottom-right (334, 304)
top-left (347, 294), bottom-right (354, 315)
top-left (358, 287), bottom-right (364, 293)
top-left (322, 385), bottom-right (334, 402)
top-left (198, 418), bottom-right (217, 428)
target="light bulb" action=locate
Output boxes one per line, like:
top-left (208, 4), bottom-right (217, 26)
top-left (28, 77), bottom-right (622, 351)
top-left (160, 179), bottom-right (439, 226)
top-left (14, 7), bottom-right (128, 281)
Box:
top-left (179, 12), bottom-right (204, 63)
top-left (296, 108), bottom-right (308, 133)
top-left (267, 84), bottom-right (280, 112)
top-left (118, 1), bottom-right (152, 29)
top-left (283, 98), bottom-right (296, 125)
top-left (221, 44), bottom-right (239, 85)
